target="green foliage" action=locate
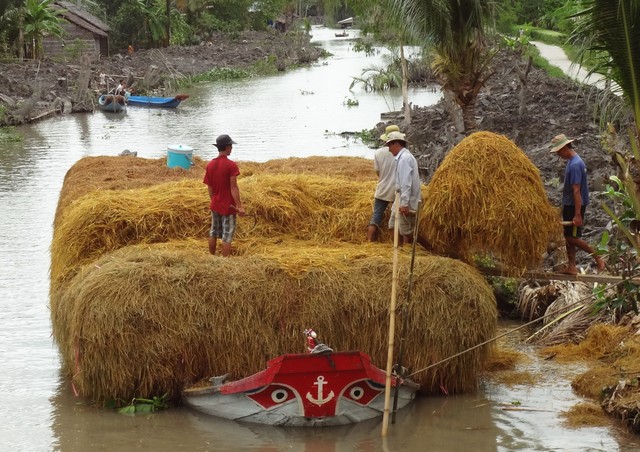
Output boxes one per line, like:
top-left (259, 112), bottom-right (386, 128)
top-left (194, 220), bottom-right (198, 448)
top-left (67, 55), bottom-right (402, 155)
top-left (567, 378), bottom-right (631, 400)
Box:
top-left (0, 126), bottom-right (22, 143)
top-left (109, 0), bottom-right (148, 52)
top-left (118, 393), bottom-right (168, 415)
top-left (62, 38), bottom-right (88, 61)
top-left (251, 54), bottom-right (278, 75)
top-left (593, 176), bottom-right (640, 314)
top-left (343, 96), bottom-right (359, 107)
top-left (354, 127), bottom-right (377, 146)
top-left (572, 0), bottom-right (640, 129)
top-left (180, 66), bottom-right (252, 86)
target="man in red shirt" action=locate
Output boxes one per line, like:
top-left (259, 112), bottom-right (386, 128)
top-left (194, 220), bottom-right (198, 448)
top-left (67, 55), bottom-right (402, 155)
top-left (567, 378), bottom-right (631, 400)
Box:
top-left (203, 134), bottom-right (245, 256)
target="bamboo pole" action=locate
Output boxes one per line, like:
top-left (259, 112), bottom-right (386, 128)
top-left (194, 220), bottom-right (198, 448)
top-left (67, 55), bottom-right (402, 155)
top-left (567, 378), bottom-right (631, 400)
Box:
top-left (382, 194), bottom-right (400, 437)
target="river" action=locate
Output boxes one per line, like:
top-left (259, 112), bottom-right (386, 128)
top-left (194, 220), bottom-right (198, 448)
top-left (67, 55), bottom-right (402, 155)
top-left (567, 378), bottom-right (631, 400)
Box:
top-left (0, 26), bottom-right (637, 451)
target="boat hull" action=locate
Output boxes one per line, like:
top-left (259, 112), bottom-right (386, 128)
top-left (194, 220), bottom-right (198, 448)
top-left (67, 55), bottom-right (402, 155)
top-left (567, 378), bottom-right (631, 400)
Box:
top-left (127, 95), bottom-right (188, 108)
top-left (182, 351), bottom-right (418, 427)
top-left (98, 94), bottom-right (125, 113)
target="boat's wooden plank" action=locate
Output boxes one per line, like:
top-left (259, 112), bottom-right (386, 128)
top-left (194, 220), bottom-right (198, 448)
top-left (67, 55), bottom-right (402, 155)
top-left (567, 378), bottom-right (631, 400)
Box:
top-left (479, 267), bottom-right (640, 284)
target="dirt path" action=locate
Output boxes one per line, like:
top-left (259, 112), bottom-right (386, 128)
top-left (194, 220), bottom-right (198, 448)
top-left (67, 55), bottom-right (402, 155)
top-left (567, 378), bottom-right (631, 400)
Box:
top-left (531, 41), bottom-right (609, 90)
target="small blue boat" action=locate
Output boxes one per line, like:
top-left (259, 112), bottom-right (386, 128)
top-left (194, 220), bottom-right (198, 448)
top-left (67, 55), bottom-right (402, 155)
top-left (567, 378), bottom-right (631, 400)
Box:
top-left (126, 94), bottom-right (189, 108)
top-left (98, 94), bottom-right (126, 113)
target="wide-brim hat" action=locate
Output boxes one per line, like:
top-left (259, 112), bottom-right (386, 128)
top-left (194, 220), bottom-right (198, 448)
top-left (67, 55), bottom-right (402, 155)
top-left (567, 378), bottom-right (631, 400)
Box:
top-left (215, 134), bottom-right (237, 148)
top-left (550, 133), bottom-right (575, 153)
top-left (384, 131), bottom-right (406, 146)
top-left (380, 124), bottom-right (400, 142)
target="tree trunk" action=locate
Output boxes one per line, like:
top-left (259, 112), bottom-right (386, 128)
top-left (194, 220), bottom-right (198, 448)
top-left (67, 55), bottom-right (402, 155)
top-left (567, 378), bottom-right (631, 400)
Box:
top-left (400, 43), bottom-right (411, 125)
top-left (18, 16), bottom-right (24, 62)
top-left (516, 56), bottom-right (533, 117)
top-left (442, 89), bottom-right (464, 134)
top-left (165, 0), bottom-right (171, 46)
top-left (461, 100), bottom-right (477, 134)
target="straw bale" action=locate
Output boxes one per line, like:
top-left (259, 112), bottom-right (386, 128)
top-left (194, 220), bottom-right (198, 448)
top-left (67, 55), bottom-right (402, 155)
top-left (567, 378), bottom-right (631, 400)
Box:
top-left (419, 131), bottom-right (559, 274)
top-left (51, 241), bottom-right (496, 403)
top-left (56, 155), bottom-right (376, 222)
top-left (51, 174), bottom-right (382, 291)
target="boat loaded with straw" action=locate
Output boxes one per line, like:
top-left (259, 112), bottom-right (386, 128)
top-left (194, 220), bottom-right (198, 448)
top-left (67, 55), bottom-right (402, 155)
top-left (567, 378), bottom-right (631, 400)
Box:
top-left (49, 132), bottom-right (560, 424)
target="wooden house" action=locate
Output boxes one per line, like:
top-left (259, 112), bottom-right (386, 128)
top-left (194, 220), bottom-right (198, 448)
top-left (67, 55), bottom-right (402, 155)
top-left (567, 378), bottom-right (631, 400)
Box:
top-left (43, 1), bottom-right (109, 59)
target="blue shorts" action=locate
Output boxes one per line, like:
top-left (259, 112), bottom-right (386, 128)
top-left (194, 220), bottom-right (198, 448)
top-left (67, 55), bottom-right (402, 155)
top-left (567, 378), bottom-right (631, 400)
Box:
top-left (562, 205), bottom-right (586, 238)
top-left (370, 198), bottom-right (391, 227)
top-left (210, 212), bottom-right (237, 243)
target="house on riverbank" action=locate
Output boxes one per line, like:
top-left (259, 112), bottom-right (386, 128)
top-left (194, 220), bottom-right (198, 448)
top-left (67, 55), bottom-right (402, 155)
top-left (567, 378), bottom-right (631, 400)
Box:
top-left (43, 1), bottom-right (109, 59)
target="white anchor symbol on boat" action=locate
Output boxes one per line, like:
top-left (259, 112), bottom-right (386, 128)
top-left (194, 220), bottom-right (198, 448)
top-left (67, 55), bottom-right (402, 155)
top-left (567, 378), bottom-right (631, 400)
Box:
top-left (306, 375), bottom-right (334, 406)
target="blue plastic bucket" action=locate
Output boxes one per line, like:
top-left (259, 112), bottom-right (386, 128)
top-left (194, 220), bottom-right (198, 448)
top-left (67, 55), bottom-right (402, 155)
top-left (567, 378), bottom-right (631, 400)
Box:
top-left (167, 144), bottom-right (194, 169)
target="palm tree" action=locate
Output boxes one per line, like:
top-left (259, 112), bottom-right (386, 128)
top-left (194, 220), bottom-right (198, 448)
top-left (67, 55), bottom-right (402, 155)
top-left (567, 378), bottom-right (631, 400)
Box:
top-left (573, 0), bottom-right (640, 139)
top-left (22, 0), bottom-right (64, 59)
top-left (391, 0), bottom-right (496, 134)
top-left (2, 1), bottom-right (27, 61)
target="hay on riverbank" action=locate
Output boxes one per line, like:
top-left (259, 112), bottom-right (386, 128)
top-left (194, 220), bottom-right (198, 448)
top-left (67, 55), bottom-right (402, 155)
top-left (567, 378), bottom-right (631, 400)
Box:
top-left (51, 241), bottom-right (497, 403)
top-left (51, 174), bottom-right (380, 290)
top-left (419, 131), bottom-right (559, 274)
top-left (545, 324), bottom-right (640, 433)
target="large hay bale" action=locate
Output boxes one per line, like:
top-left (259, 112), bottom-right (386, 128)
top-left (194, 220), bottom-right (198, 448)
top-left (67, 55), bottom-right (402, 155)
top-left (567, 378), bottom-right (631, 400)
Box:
top-left (50, 175), bottom-right (380, 290)
top-left (51, 242), bottom-right (496, 402)
top-left (55, 155), bottom-right (375, 223)
top-left (419, 131), bottom-right (559, 274)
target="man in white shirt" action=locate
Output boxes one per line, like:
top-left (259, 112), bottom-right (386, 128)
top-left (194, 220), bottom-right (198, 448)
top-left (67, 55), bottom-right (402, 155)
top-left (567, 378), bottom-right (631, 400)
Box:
top-left (385, 131), bottom-right (421, 245)
top-left (367, 125), bottom-right (400, 241)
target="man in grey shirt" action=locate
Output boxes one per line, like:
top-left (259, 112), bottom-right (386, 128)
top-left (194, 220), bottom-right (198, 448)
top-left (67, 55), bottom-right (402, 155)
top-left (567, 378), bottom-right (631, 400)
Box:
top-left (385, 131), bottom-right (421, 245)
top-left (367, 125), bottom-right (400, 241)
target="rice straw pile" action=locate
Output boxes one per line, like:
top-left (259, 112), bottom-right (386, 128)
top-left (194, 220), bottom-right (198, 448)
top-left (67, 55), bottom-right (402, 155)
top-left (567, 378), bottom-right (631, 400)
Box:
top-left (50, 155), bottom-right (499, 404)
top-left (50, 174), bottom-right (379, 289)
top-left (419, 131), bottom-right (559, 274)
top-left (56, 155), bottom-right (374, 222)
top-left (52, 241), bottom-right (496, 402)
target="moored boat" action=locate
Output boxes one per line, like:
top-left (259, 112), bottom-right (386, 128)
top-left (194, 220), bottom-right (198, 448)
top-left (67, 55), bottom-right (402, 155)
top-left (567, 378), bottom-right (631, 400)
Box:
top-left (126, 94), bottom-right (189, 108)
top-left (182, 331), bottom-right (419, 427)
top-left (98, 94), bottom-right (126, 113)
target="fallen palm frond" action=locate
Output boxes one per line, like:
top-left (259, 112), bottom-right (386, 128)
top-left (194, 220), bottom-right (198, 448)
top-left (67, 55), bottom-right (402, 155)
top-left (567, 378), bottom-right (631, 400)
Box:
top-left (51, 241), bottom-right (497, 403)
top-left (525, 282), bottom-right (608, 346)
top-left (419, 131), bottom-right (559, 274)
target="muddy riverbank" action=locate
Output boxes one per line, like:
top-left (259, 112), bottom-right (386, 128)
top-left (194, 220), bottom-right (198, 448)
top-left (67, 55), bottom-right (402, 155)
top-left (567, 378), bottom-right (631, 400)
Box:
top-left (0, 30), bottom-right (322, 125)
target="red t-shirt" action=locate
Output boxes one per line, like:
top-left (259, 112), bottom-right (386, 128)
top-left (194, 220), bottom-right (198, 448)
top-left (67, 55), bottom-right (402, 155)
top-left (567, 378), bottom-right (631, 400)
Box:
top-left (203, 155), bottom-right (240, 215)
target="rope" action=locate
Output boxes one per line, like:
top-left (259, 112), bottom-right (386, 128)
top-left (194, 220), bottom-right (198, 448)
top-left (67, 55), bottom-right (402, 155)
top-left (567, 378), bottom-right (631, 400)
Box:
top-left (405, 273), bottom-right (637, 379)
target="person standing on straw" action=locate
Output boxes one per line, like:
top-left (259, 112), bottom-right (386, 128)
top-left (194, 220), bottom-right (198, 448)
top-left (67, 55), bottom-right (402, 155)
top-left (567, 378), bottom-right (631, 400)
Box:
top-left (550, 133), bottom-right (605, 274)
top-left (203, 134), bottom-right (245, 257)
top-left (386, 131), bottom-right (421, 245)
top-left (367, 124), bottom-right (401, 242)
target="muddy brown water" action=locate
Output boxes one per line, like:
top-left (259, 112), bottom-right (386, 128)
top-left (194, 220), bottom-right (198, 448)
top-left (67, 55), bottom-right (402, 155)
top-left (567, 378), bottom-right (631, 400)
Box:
top-left (0, 26), bottom-right (638, 451)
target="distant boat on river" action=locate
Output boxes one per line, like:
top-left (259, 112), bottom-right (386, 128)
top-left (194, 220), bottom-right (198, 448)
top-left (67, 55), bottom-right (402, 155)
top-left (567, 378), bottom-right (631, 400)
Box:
top-left (126, 94), bottom-right (190, 108)
top-left (97, 94), bottom-right (126, 113)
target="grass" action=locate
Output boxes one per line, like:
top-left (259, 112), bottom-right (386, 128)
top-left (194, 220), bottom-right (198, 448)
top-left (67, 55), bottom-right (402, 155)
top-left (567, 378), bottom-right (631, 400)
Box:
top-left (0, 127), bottom-right (22, 143)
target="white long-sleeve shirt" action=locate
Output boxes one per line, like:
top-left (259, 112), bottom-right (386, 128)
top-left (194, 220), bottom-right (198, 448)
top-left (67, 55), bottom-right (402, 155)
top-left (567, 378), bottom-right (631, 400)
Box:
top-left (394, 147), bottom-right (421, 210)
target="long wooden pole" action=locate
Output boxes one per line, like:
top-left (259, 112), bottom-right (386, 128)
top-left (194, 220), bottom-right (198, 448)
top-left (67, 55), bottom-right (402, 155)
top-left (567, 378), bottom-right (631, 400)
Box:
top-left (382, 194), bottom-right (401, 437)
